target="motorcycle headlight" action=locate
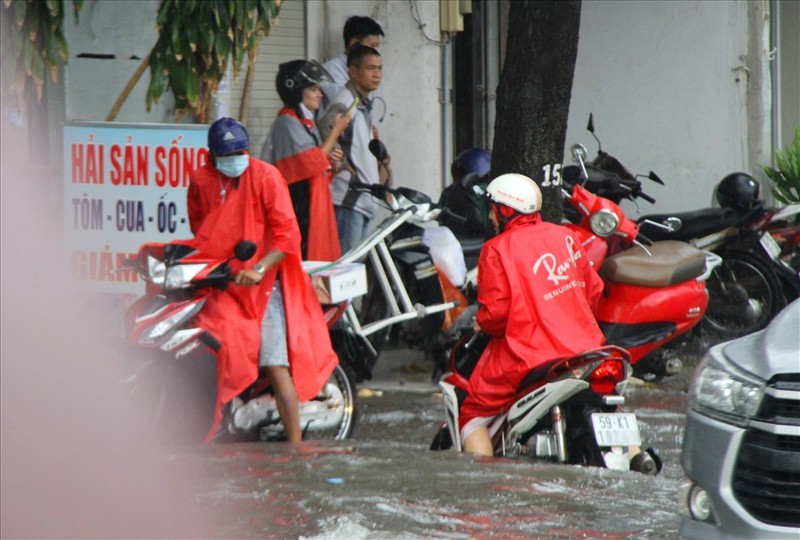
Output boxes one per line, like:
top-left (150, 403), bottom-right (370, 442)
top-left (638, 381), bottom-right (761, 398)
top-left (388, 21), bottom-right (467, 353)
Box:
top-left (589, 209), bottom-right (619, 237)
top-left (165, 263), bottom-right (207, 290)
top-left (146, 255), bottom-right (166, 286)
top-left (689, 349), bottom-right (764, 427)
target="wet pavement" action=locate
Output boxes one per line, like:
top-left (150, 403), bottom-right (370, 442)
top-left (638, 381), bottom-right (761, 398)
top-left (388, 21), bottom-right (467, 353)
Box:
top-left (168, 347), bottom-right (697, 539)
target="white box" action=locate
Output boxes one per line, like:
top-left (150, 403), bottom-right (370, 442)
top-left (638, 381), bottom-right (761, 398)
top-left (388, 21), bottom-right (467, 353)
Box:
top-left (302, 261), bottom-right (368, 304)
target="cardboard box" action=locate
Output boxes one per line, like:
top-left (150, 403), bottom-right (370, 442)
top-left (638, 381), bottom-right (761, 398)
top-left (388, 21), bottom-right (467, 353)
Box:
top-left (302, 261), bottom-right (368, 304)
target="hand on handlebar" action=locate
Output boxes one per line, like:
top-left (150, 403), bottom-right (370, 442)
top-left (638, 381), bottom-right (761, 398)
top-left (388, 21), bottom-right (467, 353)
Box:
top-left (234, 268), bottom-right (264, 287)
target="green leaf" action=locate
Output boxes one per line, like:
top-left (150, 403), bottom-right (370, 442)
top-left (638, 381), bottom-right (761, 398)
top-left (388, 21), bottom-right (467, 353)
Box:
top-left (54, 28), bottom-right (68, 61)
top-left (765, 127), bottom-right (800, 204)
top-left (156, 0), bottom-right (173, 28)
top-left (21, 37), bottom-right (33, 76)
top-left (72, 0), bottom-right (83, 22)
top-left (45, 0), bottom-right (60, 18)
top-left (13, 0), bottom-right (26, 28)
top-left (185, 70), bottom-right (199, 107)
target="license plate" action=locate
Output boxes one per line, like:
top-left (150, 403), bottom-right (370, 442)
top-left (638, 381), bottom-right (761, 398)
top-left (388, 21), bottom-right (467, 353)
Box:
top-left (760, 232), bottom-right (782, 261)
top-left (591, 413), bottom-right (642, 447)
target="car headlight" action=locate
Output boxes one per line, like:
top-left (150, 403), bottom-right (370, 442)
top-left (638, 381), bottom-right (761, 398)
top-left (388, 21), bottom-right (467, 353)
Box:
top-left (589, 209), bottom-right (619, 237)
top-left (165, 263), bottom-right (207, 290)
top-left (689, 349), bottom-right (764, 426)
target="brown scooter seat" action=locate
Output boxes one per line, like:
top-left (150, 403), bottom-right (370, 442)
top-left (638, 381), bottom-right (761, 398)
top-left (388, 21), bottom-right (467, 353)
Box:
top-left (598, 240), bottom-right (706, 287)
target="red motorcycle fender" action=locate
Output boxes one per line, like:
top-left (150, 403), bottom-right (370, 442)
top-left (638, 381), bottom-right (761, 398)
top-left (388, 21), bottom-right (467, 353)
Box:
top-left (595, 279), bottom-right (708, 326)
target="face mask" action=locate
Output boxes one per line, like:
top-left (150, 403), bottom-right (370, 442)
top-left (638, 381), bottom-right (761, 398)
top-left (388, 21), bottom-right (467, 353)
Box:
top-left (215, 155), bottom-right (250, 178)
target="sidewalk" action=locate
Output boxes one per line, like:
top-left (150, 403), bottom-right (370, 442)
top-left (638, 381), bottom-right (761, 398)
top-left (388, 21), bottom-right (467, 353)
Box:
top-left (360, 347), bottom-right (441, 394)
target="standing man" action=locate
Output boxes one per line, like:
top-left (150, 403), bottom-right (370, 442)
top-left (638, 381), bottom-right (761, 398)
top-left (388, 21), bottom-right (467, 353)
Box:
top-left (187, 117), bottom-right (339, 443)
top-left (327, 45), bottom-right (386, 253)
top-left (321, 16), bottom-right (384, 105)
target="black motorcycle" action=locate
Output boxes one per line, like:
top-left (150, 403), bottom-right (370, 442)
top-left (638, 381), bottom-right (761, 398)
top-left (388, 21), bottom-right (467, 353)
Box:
top-left (565, 114), bottom-right (799, 341)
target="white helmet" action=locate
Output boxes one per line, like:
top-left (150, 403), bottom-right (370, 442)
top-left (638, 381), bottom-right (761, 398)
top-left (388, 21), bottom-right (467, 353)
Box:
top-left (485, 173), bottom-right (542, 214)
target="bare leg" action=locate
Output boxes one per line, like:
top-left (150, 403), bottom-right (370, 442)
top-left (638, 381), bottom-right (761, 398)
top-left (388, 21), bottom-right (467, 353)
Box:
top-left (463, 425), bottom-right (494, 456)
top-left (266, 366), bottom-right (302, 443)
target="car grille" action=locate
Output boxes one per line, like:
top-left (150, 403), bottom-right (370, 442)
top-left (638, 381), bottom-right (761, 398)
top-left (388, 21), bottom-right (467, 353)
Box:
top-left (732, 374), bottom-right (800, 527)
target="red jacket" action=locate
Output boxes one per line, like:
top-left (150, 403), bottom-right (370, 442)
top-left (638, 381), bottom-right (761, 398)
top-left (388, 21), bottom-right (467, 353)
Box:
top-left (460, 213), bottom-right (605, 427)
top-left (187, 158), bottom-right (339, 441)
top-left (266, 108), bottom-right (341, 262)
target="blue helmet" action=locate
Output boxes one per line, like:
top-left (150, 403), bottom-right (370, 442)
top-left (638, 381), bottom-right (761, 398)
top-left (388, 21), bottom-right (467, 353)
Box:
top-left (208, 117), bottom-right (250, 156)
top-left (451, 148), bottom-right (491, 184)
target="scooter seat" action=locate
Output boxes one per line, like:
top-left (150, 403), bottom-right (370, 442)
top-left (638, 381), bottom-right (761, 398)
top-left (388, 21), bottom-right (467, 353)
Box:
top-left (598, 240), bottom-right (706, 287)
top-left (638, 207), bottom-right (740, 241)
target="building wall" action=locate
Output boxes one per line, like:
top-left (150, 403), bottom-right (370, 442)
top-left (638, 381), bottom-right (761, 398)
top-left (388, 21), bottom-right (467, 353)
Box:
top-left (64, 0), bottom-right (170, 123)
top-left (59, 0), bottom-right (785, 217)
top-left (564, 0), bottom-right (756, 216)
top-left (307, 0), bottom-right (446, 196)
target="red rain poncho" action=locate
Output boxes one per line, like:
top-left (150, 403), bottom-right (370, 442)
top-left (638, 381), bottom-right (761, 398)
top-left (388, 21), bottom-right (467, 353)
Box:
top-left (187, 157), bottom-right (339, 442)
top-left (262, 107), bottom-right (341, 261)
top-left (459, 213), bottom-right (605, 428)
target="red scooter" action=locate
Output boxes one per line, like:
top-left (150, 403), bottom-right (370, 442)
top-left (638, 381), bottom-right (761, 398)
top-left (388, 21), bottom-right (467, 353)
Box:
top-left (121, 239), bottom-right (359, 443)
top-left (564, 144), bottom-right (718, 378)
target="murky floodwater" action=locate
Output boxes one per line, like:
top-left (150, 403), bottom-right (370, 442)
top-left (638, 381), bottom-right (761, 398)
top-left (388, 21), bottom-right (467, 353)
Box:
top-left (164, 351), bottom-right (693, 539)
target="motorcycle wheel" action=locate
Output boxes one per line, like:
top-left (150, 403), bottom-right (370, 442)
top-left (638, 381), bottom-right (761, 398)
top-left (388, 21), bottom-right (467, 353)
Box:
top-left (308, 364), bottom-right (358, 441)
top-left (568, 432), bottom-right (605, 468)
top-left (702, 250), bottom-right (785, 342)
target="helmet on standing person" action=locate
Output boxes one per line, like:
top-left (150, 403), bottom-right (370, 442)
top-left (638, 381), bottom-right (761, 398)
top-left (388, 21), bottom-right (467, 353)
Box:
top-left (451, 148), bottom-right (492, 186)
top-left (208, 117), bottom-right (250, 156)
top-left (276, 60), bottom-right (333, 107)
top-left (486, 173), bottom-right (542, 215)
top-left (714, 172), bottom-right (760, 211)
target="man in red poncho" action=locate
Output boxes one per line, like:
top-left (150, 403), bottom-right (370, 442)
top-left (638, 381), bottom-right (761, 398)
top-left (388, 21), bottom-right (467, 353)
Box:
top-left (187, 117), bottom-right (339, 443)
top-left (459, 173), bottom-right (605, 456)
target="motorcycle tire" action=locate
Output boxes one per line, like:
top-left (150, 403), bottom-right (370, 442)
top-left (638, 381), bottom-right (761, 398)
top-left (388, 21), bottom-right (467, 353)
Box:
top-left (568, 432), bottom-right (605, 468)
top-left (429, 425), bottom-right (453, 451)
top-left (234, 363), bottom-right (359, 442)
top-left (702, 249), bottom-right (786, 342)
top-left (313, 364), bottom-right (358, 441)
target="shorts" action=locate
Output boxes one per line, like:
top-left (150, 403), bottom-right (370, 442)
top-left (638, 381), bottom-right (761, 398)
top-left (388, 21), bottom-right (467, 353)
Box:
top-left (460, 415), bottom-right (500, 443)
top-left (258, 282), bottom-right (289, 367)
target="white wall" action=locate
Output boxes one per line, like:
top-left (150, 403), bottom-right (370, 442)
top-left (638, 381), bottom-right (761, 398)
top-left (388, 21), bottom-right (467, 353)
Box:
top-left (309, 0), bottom-right (445, 196)
top-left (565, 0), bottom-right (753, 216)
top-left (64, 0), bottom-right (174, 122)
top-left (61, 0), bottom-right (768, 218)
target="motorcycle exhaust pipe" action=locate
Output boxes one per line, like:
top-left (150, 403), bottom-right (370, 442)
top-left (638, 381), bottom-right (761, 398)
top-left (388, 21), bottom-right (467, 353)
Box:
top-left (552, 405), bottom-right (568, 463)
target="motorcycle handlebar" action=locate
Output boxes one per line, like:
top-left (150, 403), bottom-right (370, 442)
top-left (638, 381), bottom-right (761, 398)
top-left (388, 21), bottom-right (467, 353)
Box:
top-left (638, 191), bottom-right (656, 205)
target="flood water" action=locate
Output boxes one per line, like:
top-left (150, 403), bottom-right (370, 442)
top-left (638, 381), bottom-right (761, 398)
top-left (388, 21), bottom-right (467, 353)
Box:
top-left (167, 349), bottom-right (695, 539)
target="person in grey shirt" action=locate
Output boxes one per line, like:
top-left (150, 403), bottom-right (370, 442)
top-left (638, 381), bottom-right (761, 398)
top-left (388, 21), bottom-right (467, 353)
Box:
top-left (321, 16), bottom-right (384, 107)
top-left (324, 45), bottom-right (386, 254)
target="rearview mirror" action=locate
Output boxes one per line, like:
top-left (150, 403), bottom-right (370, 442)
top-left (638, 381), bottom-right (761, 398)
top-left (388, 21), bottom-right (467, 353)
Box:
top-left (396, 187), bottom-right (431, 205)
top-left (368, 139), bottom-right (389, 162)
top-left (570, 144), bottom-right (588, 164)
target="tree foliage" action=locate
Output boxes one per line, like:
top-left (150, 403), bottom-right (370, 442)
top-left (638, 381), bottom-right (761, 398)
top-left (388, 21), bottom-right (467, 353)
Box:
top-left (491, 1), bottom-right (581, 222)
top-left (0, 0), bottom-right (82, 110)
top-left (146, 0), bottom-right (281, 122)
top-left (764, 126), bottom-right (800, 204)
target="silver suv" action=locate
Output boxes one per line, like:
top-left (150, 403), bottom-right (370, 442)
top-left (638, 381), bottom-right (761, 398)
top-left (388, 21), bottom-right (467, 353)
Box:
top-left (679, 299), bottom-right (800, 539)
